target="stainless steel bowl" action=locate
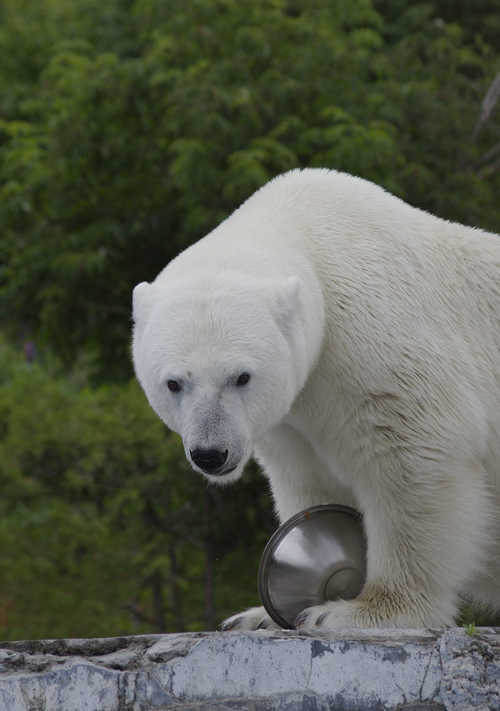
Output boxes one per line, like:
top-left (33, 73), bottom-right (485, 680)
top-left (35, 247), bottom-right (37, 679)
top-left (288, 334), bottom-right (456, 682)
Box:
top-left (258, 504), bottom-right (367, 629)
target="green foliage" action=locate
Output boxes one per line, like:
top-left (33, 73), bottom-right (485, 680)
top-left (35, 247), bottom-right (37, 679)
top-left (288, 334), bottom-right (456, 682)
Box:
top-left (0, 339), bottom-right (276, 639)
top-left (377, 0), bottom-right (500, 47)
top-left (464, 621), bottom-right (478, 636)
top-left (0, 0), bottom-right (498, 379)
top-left (0, 0), bottom-right (499, 638)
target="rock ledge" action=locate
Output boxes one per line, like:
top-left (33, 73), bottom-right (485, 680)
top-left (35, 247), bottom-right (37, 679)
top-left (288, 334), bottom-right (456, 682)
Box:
top-left (0, 628), bottom-right (498, 710)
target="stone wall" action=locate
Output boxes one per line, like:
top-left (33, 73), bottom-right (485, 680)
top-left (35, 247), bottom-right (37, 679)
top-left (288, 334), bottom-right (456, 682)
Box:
top-left (0, 628), bottom-right (498, 710)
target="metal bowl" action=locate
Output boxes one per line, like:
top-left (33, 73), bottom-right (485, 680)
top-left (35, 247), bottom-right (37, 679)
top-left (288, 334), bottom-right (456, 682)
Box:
top-left (258, 504), bottom-right (367, 629)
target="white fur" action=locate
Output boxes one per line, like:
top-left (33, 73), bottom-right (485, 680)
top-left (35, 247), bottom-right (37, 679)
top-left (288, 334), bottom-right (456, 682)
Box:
top-left (132, 168), bottom-right (500, 629)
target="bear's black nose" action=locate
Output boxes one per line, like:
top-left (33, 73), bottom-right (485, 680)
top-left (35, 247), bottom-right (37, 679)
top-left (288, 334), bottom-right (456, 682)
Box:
top-left (190, 448), bottom-right (228, 474)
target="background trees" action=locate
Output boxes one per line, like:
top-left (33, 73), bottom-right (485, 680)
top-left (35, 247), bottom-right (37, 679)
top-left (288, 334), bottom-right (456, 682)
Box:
top-left (0, 0), bottom-right (498, 638)
top-left (0, 337), bottom-right (276, 638)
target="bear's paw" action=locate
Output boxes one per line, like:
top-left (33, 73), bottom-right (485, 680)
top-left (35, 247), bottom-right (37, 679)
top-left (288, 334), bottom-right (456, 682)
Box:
top-left (221, 606), bottom-right (282, 631)
top-left (294, 598), bottom-right (412, 629)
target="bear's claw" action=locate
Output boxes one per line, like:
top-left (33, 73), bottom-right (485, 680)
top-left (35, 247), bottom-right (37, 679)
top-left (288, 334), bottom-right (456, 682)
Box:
top-left (221, 606), bottom-right (282, 631)
top-left (294, 610), bottom-right (309, 627)
top-left (220, 615), bottom-right (244, 631)
top-left (295, 600), bottom-right (364, 629)
top-left (257, 617), bottom-right (272, 630)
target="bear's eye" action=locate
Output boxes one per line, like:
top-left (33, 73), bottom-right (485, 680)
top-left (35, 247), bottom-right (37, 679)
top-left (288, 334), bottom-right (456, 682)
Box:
top-left (167, 380), bottom-right (181, 393)
top-left (236, 373), bottom-right (250, 386)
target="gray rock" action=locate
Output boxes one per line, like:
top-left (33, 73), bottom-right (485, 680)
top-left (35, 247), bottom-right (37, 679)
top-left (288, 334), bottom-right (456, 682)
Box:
top-left (439, 629), bottom-right (500, 711)
top-left (0, 628), bottom-right (497, 711)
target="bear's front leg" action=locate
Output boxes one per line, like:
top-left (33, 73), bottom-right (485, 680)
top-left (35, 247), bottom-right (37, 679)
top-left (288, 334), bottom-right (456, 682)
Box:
top-left (295, 457), bottom-right (492, 629)
top-left (221, 424), bottom-right (359, 632)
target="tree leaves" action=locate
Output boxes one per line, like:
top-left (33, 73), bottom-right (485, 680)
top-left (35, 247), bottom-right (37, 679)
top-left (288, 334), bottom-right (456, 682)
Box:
top-left (0, 0), bottom-right (499, 637)
top-left (0, 0), bottom-right (498, 379)
top-left (0, 338), bottom-right (276, 638)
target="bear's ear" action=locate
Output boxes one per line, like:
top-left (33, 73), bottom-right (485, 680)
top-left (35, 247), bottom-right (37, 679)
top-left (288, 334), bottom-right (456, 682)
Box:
top-left (273, 276), bottom-right (301, 329)
top-left (132, 282), bottom-right (155, 324)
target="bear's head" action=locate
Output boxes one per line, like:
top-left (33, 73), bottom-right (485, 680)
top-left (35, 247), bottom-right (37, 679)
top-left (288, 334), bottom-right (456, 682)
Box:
top-left (132, 273), bottom-right (303, 483)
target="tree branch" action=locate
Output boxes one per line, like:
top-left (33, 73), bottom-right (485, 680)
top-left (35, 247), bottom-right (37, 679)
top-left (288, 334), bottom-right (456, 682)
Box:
top-left (472, 70), bottom-right (500, 141)
top-left (477, 140), bottom-right (500, 167)
top-left (478, 154), bottom-right (500, 178)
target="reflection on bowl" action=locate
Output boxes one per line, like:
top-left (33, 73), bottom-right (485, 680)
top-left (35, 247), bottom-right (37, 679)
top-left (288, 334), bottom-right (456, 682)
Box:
top-left (258, 504), bottom-right (367, 629)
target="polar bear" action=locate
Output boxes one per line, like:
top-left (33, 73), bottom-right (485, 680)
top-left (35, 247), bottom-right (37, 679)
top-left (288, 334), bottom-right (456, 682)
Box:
top-left (132, 168), bottom-right (500, 629)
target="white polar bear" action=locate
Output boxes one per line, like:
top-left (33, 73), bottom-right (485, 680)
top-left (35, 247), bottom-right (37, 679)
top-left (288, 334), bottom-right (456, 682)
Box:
top-left (132, 168), bottom-right (500, 629)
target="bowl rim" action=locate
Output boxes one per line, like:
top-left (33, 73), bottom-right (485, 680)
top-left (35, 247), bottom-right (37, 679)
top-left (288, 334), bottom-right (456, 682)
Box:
top-left (258, 503), bottom-right (364, 629)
